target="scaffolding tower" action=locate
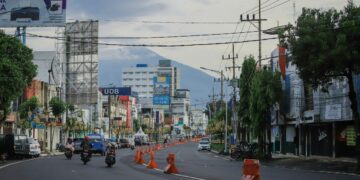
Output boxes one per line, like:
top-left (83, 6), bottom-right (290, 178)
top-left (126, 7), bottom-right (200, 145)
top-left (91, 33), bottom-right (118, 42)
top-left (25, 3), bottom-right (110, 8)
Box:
top-left (63, 20), bottom-right (99, 107)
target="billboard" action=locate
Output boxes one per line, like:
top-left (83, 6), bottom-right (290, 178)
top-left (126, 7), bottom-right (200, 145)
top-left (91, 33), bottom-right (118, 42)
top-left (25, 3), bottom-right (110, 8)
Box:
top-left (153, 75), bottom-right (171, 105)
top-left (100, 87), bottom-right (131, 96)
top-left (0, 0), bottom-right (66, 27)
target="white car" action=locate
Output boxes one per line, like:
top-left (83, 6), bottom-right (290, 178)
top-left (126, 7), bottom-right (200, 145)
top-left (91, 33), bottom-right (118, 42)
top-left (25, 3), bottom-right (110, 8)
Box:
top-left (27, 138), bottom-right (41, 156)
top-left (198, 141), bottom-right (211, 151)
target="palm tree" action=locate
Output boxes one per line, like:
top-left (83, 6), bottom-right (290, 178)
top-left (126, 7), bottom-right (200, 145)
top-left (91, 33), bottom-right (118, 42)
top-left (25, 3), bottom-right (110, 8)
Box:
top-left (64, 117), bottom-right (76, 137)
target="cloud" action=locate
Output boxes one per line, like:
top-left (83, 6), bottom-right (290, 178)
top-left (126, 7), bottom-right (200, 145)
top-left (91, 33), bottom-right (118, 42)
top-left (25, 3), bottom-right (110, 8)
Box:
top-left (67, 0), bottom-right (167, 20)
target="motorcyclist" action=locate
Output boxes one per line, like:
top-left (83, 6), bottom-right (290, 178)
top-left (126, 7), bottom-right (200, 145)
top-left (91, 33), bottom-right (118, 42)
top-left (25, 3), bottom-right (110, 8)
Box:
top-left (65, 137), bottom-right (74, 152)
top-left (106, 142), bottom-right (116, 156)
top-left (80, 136), bottom-right (93, 157)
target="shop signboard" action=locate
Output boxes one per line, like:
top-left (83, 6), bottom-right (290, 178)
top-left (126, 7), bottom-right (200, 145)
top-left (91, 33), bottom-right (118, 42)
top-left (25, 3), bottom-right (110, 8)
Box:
top-left (325, 104), bottom-right (341, 120)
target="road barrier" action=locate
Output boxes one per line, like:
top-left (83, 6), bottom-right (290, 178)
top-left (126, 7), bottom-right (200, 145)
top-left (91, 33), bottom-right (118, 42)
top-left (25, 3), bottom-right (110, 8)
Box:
top-left (243, 159), bottom-right (260, 180)
top-left (164, 153), bottom-right (179, 174)
top-left (145, 146), bottom-right (150, 154)
top-left (147, 150), bottom-right (158, 169)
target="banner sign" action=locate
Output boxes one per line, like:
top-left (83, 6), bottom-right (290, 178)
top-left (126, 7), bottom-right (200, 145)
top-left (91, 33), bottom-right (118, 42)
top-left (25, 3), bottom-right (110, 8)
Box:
top-left (100, 87), bottom-right (131, 96)
top-left (153, 75), bottom-right (171, 105)
top-left (0, 0), bottom-right (66, 27)
top-left (325, 104), bottom-right (341, 120)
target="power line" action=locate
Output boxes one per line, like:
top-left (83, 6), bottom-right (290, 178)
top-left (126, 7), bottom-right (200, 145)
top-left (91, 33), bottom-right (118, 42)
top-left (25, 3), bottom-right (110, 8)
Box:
top-left (67, 19), bottom-right (241, 25)
top-left (261, 0), bottom-right (291, 14)
top-left (27, 31), bottom-right (259, 40)
top-left (26, 33), bottom-right (278, 47)
top-left (242, 0), bottom-right (272, 15)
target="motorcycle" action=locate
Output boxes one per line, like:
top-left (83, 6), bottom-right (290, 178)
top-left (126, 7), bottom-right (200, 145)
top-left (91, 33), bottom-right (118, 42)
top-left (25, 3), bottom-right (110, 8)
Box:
top-left (81, 150), bottom-right (91, 165)
top-left (105, 150), bottom-right (116, 167)
top-left (230, 141), bottom-right (258, 160)
top-left (64, 148), bottom-right (73, 160)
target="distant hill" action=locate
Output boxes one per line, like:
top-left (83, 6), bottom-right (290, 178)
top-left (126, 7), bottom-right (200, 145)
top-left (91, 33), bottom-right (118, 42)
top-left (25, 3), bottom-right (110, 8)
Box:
top-left (99, 47), bottom-right (222, 108)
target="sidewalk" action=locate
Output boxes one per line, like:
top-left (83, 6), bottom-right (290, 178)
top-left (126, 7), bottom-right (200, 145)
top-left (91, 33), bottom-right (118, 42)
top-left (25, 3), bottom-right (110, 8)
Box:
top-left (262, 153), bottom-right (358, 175)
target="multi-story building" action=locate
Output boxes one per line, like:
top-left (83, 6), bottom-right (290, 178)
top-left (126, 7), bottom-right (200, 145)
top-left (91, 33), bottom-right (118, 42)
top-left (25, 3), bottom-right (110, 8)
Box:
top-left (122, 64), bottom-right (157, 109)
top-left (270, 46), bottom-right (357, 158)
top-left (190, 109), bottom-right (208, 136)
top-left (171, 89), bottom-right (190, 136)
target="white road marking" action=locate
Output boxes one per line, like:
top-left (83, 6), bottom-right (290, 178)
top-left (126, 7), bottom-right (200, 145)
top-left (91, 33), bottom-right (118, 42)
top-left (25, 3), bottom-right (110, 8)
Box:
top-left (141, 163), bottom-right (206, 180)
top-left (0, 158), bottom-right (36, 170)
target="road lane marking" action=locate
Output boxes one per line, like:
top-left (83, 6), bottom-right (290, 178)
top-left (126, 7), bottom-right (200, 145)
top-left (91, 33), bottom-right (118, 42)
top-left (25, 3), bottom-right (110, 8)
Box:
top-left (141, 163), bottom-right (206, 180)
top-left (0, 158), bottom-right (36, 170)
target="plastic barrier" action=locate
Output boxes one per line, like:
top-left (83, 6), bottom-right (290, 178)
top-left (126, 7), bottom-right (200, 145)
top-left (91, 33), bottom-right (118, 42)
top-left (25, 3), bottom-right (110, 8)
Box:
top-left (164, 153), bottom-right (179, 174)
top-left (243, 159), bottom-right (260, 180)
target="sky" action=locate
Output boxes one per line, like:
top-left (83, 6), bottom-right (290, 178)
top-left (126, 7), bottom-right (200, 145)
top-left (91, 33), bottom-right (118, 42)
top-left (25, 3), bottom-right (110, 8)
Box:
top-left (3, 0), bottom-right (360, 79)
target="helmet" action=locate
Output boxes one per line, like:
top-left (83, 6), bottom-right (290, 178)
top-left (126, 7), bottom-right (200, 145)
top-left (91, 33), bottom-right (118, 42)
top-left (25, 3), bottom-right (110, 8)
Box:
top-left (84, 136), bottom-right (91, 141)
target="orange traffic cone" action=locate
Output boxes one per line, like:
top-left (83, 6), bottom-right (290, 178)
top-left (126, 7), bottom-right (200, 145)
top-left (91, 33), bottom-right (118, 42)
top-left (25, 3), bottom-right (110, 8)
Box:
top-left (147, 150), bottom-right (158, 169)
top-left (164, 153), bottom-right (179, 174)
top-left (134, 149), bottom-right (140, 163)
top-left (137, 150), bottom-right (145, 164)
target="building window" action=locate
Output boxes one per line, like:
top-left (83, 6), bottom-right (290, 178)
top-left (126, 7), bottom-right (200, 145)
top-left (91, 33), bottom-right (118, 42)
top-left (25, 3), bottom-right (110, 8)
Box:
top-left (123, 72), bottom-right (128, 74)
top-left (136, 72), bottom-right (141, 74)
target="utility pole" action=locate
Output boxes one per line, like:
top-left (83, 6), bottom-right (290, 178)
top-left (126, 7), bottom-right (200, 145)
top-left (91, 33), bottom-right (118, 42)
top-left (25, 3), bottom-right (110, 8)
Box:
top-left (258, 0), bottom-right (262, 67)
top-left (208, 87), bottom-right (216, 114)
top-left (240, 1), bottom-right (267, 67)
top-left (222, 43), bottom-right (240, 143)
top-left (213, 70), bottom-right (225, 107)
top-left (200, 67), bottom-right (227, 110)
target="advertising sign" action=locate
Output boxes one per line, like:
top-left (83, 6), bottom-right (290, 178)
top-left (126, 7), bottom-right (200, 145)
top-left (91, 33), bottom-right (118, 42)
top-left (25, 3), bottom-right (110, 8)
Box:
top-left (153, 75), bottom-right (171, 105)
top-left (100, 87), bottom-right (131, 96)
top-left (0, 0), bottom-right (66, 27)
top-left (325, 104), bottom-right (341, 120)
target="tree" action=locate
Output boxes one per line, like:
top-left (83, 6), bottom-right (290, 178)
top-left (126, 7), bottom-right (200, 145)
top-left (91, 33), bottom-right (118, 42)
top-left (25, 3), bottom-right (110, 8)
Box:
top-left (0, 32), bottom-right (37, 123)
top-left (239, 55), bottom-right (257, 141)
top-left (49, 97), bottom-right (66, 152)
top-left (19, 96), bottom-right (39, 119)
top-left (250, 68), bottom-right (281, 158)
top-left (18, 96), bottom-right (39, 137)
top-left (133, 118), bottom-right (140, 132)
top-left (279, 1), bottom-right (360, 168)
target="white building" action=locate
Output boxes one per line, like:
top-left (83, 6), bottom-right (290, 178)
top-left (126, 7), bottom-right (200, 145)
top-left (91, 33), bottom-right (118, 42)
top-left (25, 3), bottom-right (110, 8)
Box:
top-left (190, 109), bottom-right (208, 136)
top-left (122, 64), bottom-right (157, 108)
top-left (171, 89), bottom-right (191, 135)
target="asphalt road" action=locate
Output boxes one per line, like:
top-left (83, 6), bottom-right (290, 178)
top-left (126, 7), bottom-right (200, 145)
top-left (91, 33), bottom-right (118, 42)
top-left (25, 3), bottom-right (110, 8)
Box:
top-left (0, 142), bottom-right (359, 180)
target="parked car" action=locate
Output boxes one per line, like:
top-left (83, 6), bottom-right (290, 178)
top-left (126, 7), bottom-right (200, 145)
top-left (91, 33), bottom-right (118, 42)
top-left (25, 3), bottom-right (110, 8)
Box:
top-left (88, 134), bottom-right (106, 156)
top-left (119, 138), bottom-right (130, 148)
top-left (73, 138), bottom-right (84, 153)
top-left (14, 135), bottom-right (40, 157)
top-left (27, 138), bottom-right (41, 157)
top-left (0, 134), bottom-right (16, 158)
top-left (0, 134), bottom-right (41, 158)
top-left (198, 141), bottom-right (211, 151)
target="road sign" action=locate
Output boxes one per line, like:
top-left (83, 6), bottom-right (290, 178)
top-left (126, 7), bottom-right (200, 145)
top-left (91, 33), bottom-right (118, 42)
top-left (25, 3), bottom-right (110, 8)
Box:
top-left (100, 87), bottom-right (131, 96)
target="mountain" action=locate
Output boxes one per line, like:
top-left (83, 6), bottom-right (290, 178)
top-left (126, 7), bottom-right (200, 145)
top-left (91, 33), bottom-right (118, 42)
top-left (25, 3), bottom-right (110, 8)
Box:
top-left (99, 47), bottom-right (221, 108)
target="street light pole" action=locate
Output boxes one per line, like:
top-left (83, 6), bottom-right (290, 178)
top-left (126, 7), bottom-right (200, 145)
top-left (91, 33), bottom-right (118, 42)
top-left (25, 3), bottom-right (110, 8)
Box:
top-left (225, 101), bottom-right (228, 153)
